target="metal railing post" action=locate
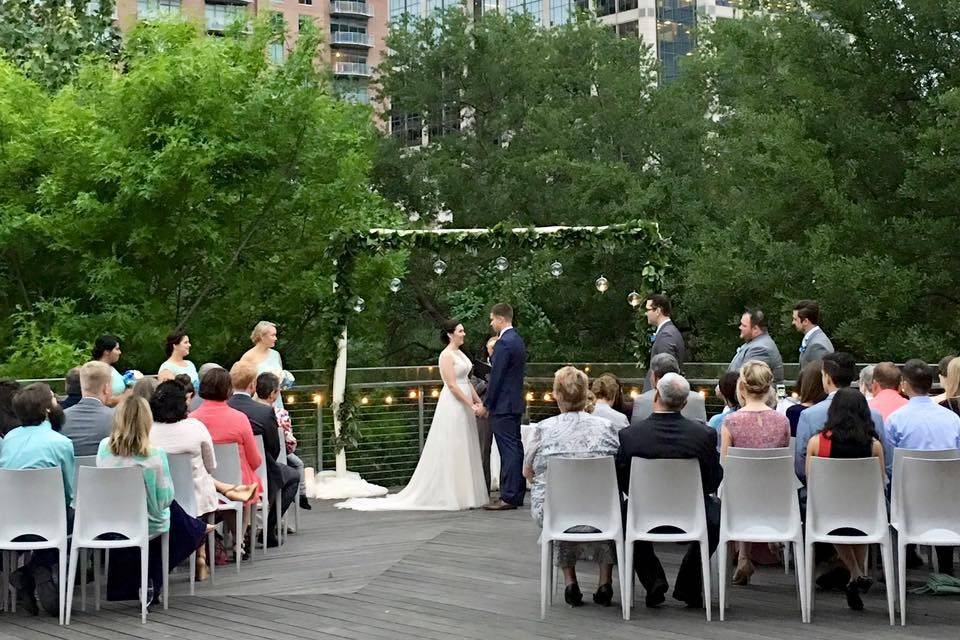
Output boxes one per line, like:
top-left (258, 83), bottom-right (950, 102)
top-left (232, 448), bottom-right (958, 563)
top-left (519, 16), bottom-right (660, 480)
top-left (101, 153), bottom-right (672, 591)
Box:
top-left (317, 401), bottom-right (324, 472)
top-left (418, 385), bottom-right (425, 453)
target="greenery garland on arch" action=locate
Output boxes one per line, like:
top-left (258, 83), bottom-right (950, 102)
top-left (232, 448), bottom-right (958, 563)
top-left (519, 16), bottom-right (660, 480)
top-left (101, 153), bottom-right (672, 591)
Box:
top-left (322, 219), bottom-right (672, 454)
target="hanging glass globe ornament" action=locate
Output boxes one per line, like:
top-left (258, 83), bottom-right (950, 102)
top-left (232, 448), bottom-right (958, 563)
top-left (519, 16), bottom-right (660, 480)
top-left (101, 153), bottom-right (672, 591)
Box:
top-left (549, 261), bottom-right (563, 277)
top-left (352, 297), bottom-right (366, 313)
top-left (433, 259), bottom-right (447, 275)
top-left (495, 257), bottom-right (509, 271)
top-left (437, 209), bottom-right (453, 224)
top-left (389, 278), bottom-right (401, 293)
top-left (627, 291), bottom-right (642, 308)
top-left (595, 276), bottom-right (609, 293)
top-left (408, 211), bottom-right (420, 222)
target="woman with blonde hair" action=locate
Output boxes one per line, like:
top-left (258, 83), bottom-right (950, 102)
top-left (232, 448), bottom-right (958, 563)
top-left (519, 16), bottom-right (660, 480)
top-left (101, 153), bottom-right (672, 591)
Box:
top-left (240, 320), bottom-right (291, 408)
top-left (524, 366), bottom-right (620, 608)
top-left (939, 357), bottom-right (960, 417)
top-left (720, 360), bottom-right (791, 586)
top-left (97, 396), bottom-right (209, 603)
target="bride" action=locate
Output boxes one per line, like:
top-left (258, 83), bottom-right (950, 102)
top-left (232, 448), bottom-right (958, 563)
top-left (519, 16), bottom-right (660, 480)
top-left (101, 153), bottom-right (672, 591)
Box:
top-left (335, 319), bottom-right (490, 511)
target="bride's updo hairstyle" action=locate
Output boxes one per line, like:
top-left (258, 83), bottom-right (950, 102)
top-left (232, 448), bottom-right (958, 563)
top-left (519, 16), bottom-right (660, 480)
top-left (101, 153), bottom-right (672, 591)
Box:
top-left (553, 366), bottom-right (589, 413)
top-left (439, 319), bottom-right (461, 345)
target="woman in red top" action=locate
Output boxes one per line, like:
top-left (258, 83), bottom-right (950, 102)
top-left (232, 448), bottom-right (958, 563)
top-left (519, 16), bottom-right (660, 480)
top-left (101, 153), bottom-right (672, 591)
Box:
top-left (191, 367), bottom-right (262, 552)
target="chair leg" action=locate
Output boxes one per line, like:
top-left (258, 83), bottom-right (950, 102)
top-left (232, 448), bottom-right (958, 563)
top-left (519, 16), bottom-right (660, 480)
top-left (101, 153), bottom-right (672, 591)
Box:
top-left (784, 542), bottom-right (791, 575)
top-left (58, 546), bottom-right (67, 625)
top-left (207, 514), bottom-right (216, 585)
top-left (929, 546), bottom-right (939, 574)
top-left (140, 544), bottom-right (149, 624)
top-left (162, 533), bottom-right (170, 610)
top-left (898, 541), bottom-right (907, 626)
top-left (235, 508), bottom-right (242, 573)
top-left (1, 550), bottom-right (9, 614)
top-left (881, 540), bottom-right (895, 626)
top-left (718, 537), bottom-right (728, 621)
top-left (540, 540), bottom-right (551, 620)
top-left (624, 539), bottom-right (634, 621)
top-left (794, 541), bottom-right (807, 623)
top-left (700, 539), bottom-right (711, 622)
top-left (614, 539), bottom-right (627, 621)
top-left (805, 541), bottom-right (815, 622)
top-left (65, 547), bottom-right (80, 625)
top-left (93, 549), bottom-right (101, 611)
top-left (80, 549), bottom-right (87, 612)
top-left (275, 492), bottom-right (282, 544)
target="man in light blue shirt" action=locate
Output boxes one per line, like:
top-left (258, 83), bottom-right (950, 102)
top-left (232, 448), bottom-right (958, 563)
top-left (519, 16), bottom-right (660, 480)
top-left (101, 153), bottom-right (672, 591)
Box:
top-left (795, 352), bottom-right (890, 481)
top-left (0, 383), bottom-right (74, 617)
top-left (885, 359), bottom-right (960, 451)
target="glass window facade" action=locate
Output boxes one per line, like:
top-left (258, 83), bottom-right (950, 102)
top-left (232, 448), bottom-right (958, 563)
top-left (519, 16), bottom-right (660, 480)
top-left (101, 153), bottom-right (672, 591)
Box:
top-left (549, 0), bottom-right (588, 26)
top-left (138, 0), bottom-right (181, 19)
top-left (619, 0), bottom-right (638, 10)
top-left (205, 3), bottom-right (244, 31)
top-left (594, 0), bottom-right (615, 17)
top-left (656, 0), bottom-right (695, 84)
top-left (390, 112), bottom-right (423, 146)
top-left (390, 0), bottom-right (422, 21)
top-left (505, 0), bottom-right (542, 24)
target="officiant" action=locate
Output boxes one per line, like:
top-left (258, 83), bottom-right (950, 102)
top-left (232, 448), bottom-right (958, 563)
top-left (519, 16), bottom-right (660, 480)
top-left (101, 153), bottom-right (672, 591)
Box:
top-left (469, 336), bottom-right (498, 494)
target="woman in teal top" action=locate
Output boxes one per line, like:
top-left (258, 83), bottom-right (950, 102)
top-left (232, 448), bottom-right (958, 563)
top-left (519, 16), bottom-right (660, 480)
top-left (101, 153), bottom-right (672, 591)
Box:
top-left (97, 396), bottom-right (208, 601)
top-left (94, 335), bottom-right (128, 403)
top-left (157, 329), bottom-right (199, 392)
top-left (240, 320), bottom-right (291, 408)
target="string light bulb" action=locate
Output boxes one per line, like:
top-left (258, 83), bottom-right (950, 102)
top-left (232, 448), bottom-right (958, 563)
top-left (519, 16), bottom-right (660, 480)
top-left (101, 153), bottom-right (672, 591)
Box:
top-left (287, 395), bottom-right (295, 404)
top-left (384, 395), bottom-right (393, 404)
top-left (408, 390), bottom-right (418, 399)
top-left (312, 394), bottom-right (322, 404)
top-left (543, 392), bottom-right (552, 402)
top-left (526, 392), bottom-right (534, 402)
top-left (431, 389), bottom-right (439, 398)
top-left (360, 396), bottom-right (369, 405)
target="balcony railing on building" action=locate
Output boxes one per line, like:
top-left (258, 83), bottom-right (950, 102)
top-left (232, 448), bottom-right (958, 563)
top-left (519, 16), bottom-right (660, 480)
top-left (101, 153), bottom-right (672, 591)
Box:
top-left (334, 61), bottom-right (372, 77)
top-left (330, 1), bottom-right (374, 17)
top-left (330, 31), bottom-right (375, 47)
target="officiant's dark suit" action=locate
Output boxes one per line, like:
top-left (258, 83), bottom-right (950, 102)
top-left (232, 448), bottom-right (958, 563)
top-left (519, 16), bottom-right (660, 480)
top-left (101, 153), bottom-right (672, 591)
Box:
top-left (484, 327), bottom-right (527, 507)
top-left (615, 411), bottom-right (722, 605)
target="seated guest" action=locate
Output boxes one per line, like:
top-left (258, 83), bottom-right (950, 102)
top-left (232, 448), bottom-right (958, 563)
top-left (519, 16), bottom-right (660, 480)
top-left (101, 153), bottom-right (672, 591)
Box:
top-left (603, 372), bottom-right (632, 420)
top-left (795, 353), bottom-right (889, 482)
top-left (92, 334), bottom-right (128, 406)
top-left (720, 360), bottom-right (790, 586)
top-left (132, 377), bottom-right (158, 401)
top-left (97, 397), bottom-right (209, 603)
top-left (60, 368), bottom-right (82, 410)
top-left (868, 362), bottom-right (907, 421)
top-left (157, 329), bottom-right (199, 393)
top-left (616, 373), bottom-right (722, 609)
top-left (858, 365), bottom-right (875, 401)
top-left (933, 355), bottom-right (955, 404)
top-left (174, 374), bottom-right (196, 406)
top-left (149, 381), bottom-right (256, 579)
top-left (707, 371), bottom-right (740, 435)
top-left (255, 372), bottom-right (311, 510)
top-left (228, 362), bottom-right (299, 547)
top-left (190, 363), bottom-right (223, 411)
top-left (590, 374), bottom-right (629, 431)
top-left (805, 388), bottom-right (886, 610)
top-left (631, 354), bottom-right (706, 425)
top-left (885, 359), bottom-right (960, 576)
top-left (0, 383), bottom-right (73, 616)
top-left (62, 361), bottom-right (115, 456)
top-left (190, 368), bottom-right (262, 553)
top-left (939, 357), bottom-right (960, 417)
top-left (0, 378), bottom-right (22, 437)
top-left (786, 360), bottom-right (827, 436)
top-left (523, 366), bottom-right (620, 607)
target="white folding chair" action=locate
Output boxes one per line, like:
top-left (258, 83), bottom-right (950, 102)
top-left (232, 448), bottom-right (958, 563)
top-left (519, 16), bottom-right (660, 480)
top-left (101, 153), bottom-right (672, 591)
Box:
top-left (894, 457), bottom-right (960, 625)
top-left (718, 454), bottom-right (806, 622)
top-left (805, 457), bottom-right (894, 625)
top-left (166, 453), bottom-right (212, 595)
top-left (278, 426), bottom-right (300, 537)
top-left (0, 468), bottom-right (68, 624)
top-left (539, 456), bottom-right (626, 620)
top-left (624, 457), bottom-right (712, 622)
top-left (252, 435), bottom-right (271, 555)
top-left (66, 466), bottom-right (169, 624)
top-left (890, 448), bottom-right (960, 575)
top-left (210, 443), bottom-right (245, 575)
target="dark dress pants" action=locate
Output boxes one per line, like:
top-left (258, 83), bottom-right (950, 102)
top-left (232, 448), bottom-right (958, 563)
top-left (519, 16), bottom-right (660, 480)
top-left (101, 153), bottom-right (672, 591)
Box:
top-left (476, 415), bottom-right (493, 493)
top-left (490, 412), bottom-right (524, 506)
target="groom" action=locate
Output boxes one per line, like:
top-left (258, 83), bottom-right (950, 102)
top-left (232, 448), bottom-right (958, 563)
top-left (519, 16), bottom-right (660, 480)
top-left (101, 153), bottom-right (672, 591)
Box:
top-left (478, 303), bottom-right (527, 511)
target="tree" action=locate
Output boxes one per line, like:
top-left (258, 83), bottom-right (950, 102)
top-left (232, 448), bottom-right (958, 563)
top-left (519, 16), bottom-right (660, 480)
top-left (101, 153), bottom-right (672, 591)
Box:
top-left (0, 0), bottom-right (121, 92)
top-left (0, 19), bottom-right (396, 376)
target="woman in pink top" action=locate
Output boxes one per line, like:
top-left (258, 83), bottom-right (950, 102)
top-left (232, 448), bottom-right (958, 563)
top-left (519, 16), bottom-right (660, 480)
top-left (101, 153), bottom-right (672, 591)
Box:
top-left (720, 360), bottom-right (790, 586)
top-left (190, 368), bottom-right (263, 552)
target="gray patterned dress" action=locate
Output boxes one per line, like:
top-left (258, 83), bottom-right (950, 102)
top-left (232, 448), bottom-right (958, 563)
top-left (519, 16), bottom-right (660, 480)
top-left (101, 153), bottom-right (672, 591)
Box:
top-left (528, 411), bottom-right (620, 568)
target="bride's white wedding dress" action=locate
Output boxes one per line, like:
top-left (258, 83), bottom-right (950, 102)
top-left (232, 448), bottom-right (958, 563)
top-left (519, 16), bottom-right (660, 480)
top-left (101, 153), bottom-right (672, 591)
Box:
top-left (335, 349), bottom-right (490, 511)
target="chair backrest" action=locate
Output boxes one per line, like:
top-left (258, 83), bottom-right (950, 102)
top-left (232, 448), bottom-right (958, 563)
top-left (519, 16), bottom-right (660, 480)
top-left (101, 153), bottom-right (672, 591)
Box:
top-left (626, 457), bottom-right (705, 535)
top-left (807, 457), bottom-right (886, 538)
top-left (542, 456), bottom-right (621, 535)
top-left (167, 453), bottom-right (198, 517)
top-left (276, 427), bottom-right (286, 464)
top-left (254, 435), bottom-right (269, 494)
top-left (901, 457), bottom-right (960, 538)
top-left (0, 468), bottom-right (68, 544)
top-left (726, 446), bottom-right (792, 459)
top-left (75, 455), bottom-right (98, 468)
top-left (211, 443), bottom-right (242, 485)
top-left (720, 454), bottom-right (799, 537)
top-left (73, 466), bottom-right (148, 542)
top-left (891, 448), bottom-right (960, 525)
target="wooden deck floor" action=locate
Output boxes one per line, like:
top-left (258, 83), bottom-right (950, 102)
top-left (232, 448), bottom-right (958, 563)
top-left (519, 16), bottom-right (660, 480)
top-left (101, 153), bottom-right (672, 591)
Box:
top-left (3, 500), bottom-right (959, 639)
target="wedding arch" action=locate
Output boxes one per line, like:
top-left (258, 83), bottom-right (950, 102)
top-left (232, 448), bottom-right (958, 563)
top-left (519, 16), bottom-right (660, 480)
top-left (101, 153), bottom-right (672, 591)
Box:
top-left (315, 220), bottom-right (670, 499)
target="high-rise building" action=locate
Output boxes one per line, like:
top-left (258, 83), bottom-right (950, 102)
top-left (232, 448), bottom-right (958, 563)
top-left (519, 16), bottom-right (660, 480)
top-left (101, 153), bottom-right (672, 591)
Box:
top-left (113, 0), bottom-right (389, 104)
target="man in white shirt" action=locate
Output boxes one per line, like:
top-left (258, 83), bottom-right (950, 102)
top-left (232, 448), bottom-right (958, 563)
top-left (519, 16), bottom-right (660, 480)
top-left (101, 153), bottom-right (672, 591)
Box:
top-left (792, 300), bottom-right (835, 368)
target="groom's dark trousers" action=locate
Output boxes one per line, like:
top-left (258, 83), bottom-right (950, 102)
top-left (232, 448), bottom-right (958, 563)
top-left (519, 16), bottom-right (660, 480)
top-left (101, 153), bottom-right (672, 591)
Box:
top-left (491, 413), bottom-right (525, 506)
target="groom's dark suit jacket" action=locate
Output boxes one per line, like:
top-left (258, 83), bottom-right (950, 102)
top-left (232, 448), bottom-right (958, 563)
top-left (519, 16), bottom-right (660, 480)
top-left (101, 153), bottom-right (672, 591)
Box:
top-left (484, 328), bottom-right (526, 415)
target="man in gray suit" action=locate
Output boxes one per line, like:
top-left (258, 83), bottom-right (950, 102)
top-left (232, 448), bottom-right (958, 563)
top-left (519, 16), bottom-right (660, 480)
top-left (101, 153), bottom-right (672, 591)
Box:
top-left (643, 294), bottom-right (686, 391)
top-left (62, 361), bottom-right (115, 456)
top-left (727, 309), bottom-right (784, 382)
top-left (631, 353), bottom-right (706, 425)
top-left (792, 300), bottom-right (834, 368)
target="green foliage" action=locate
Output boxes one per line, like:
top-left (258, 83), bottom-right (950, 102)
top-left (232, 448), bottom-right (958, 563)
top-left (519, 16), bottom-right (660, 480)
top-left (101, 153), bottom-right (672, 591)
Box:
top-left (0, 0), bottom-right (121, 92)
top-left (0, 19), bottom-right (395, 377)
top-left (0, 302), bottom-right (88, 379)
